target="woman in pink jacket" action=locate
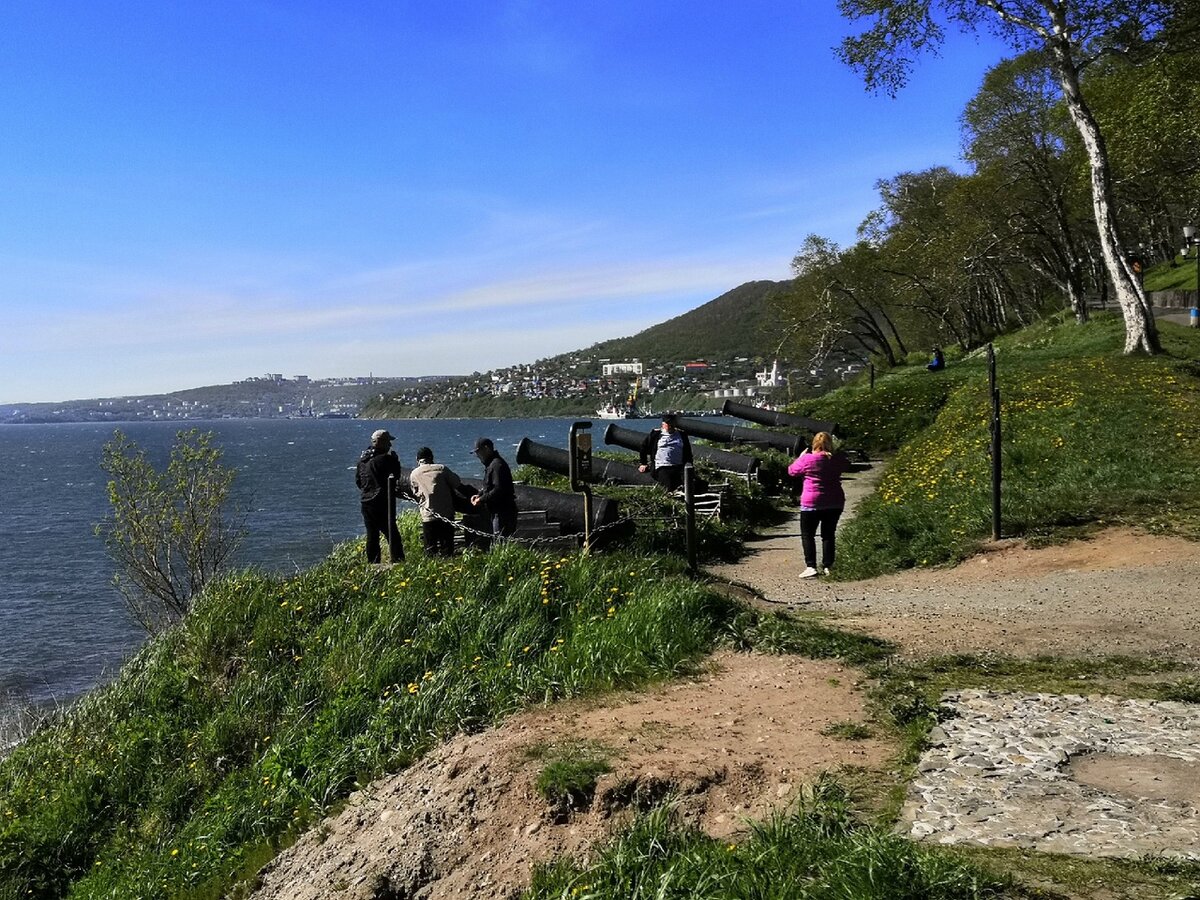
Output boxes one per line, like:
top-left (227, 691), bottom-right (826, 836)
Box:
top-left (787, 431), bottom-right (851, 578)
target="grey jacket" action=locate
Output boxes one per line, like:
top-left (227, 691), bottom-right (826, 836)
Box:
top-left (409, 462), bottom-right (467, 522)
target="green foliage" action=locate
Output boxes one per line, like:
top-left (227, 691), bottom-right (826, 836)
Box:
top-left (0, 544), bottom-right (822, 899)
top-left (820, 721), bottom-right (874, 741)
top-left (524, 779), bottom-right (1010, 899)
top-left (814, 316), bottom-right (1200, 579)
top-left (96, 429), bottom-right (245, 632)
top-left (1145, 258), bottom-right (1200, 293)
top-left (533, 742), bottom-right (613, 815)
top-left (793, 366), bottom-right (968, 455)
top-left (723, 610), bottom-right (893, 666)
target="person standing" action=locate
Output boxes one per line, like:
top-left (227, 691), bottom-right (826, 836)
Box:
top-left (355, 429), bottom-right (406, 564)
top-left (638, 413), bottom-right (693, 491)
top-left (409, 446), bottom-right (472, 557)
top-left (469, 437), bottom-right (518, 539)
top-left (787, 431), bottom-right (851, 578)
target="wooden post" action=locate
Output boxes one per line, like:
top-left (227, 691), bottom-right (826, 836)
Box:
top-left (987, 345), bottom-right (1001, 541)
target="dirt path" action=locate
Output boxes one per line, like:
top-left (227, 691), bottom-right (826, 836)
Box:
top-left (249, 460), bottom-right (1200, 899)
top-left (709, 461), bottom-right (1200, 660)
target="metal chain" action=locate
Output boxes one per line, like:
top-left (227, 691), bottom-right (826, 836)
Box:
top-left (412, 503), bottom-right (639, 548)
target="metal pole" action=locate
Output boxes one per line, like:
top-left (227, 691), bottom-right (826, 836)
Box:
top-left (387, 474), bottom-right (399, 562)
top-left (987, 344), bottom-right (1001, 541)
top-left (582, 487), bottom-right (593, 555)
top-left (683, 464), bottom-right (698, 576)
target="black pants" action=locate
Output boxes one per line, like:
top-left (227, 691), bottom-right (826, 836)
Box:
top-left (362, 503), bottom-right (404, 563)
top-left (421, 518), bottom-right (455, 557)
top-left (492, 507), bottom-right (518, 539)
top-left (800, 507), bottom-right (843, 569)
top-left (653, 465), bottom-right (684, 491)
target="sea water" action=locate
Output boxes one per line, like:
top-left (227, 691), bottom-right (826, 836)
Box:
top-left (0, 416), bottom-right (662, 721)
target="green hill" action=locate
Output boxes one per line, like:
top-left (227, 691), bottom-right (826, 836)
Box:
top-left (573, 279), bottom-right (792, 364)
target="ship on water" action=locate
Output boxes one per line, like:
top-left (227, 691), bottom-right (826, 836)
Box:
top-left (595, 376), bottom-right (649, 420)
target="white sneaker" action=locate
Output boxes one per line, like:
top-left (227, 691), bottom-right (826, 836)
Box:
top-left (799, 566), bottom-right (819, 579)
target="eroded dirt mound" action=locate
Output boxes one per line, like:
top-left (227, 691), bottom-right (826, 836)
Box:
top-left (248, 653), bottom-right (892, 900)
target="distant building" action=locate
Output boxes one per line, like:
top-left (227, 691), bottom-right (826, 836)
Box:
top-left (756, 360), bottom-right (785, 388)
top-left (684, 361), bottom-right (709, 374)
top-left (602, 361), bottom-right (643, 376)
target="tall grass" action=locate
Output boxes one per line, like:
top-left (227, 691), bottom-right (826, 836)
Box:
top-left (524, 778), bottom-right (1011, 899)
top-left (800, 315), bottom-right (1200, 577)
top-left (0, 544), bottom-right (761, 899)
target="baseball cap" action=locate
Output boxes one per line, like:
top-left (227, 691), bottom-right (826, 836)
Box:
top-left (371, 429), bottom-right (394, 444)
top-left (473, 437), bottom-right (493, 453)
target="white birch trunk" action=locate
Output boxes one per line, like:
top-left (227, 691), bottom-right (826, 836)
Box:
top-left (1050, 40), bottom-right (1160, 354)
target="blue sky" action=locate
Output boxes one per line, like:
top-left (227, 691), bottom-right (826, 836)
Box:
top-left (0, 1), bottom-right (1008, 403)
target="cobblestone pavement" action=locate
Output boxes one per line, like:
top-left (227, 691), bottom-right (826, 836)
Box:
top-left (903, 690), bottom-right (1200, 859)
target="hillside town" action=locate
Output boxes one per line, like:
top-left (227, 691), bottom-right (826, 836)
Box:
top-left (374, 350), bottom-right (865, 415)
top-left (1, 352), bottom-right (866, 424)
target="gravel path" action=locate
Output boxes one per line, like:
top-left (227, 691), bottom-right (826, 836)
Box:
top-left (707, 460), bottom-right (1200, 661)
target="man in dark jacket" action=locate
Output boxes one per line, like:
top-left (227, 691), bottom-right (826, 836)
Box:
top-left (355, 429), bottom-right (405, 563)
top-left (469, 437), bottom-right (518, 539)
top-left (638, 413), bottom-right (693, 491)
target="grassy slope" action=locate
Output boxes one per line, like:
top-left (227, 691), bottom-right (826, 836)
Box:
top-left (796, 313), bottom-right (1200, 578)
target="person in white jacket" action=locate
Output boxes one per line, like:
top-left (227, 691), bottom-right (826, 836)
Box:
top-left (409, 447), bottom-right (473, 557)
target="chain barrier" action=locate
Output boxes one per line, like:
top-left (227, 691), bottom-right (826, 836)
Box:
top-left (412, 504), bottom-right (640, 550)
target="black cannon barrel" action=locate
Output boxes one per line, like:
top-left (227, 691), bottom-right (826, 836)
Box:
top-left (721, 399), bottom-right (838, 437)
top-left (675, 416), bottom-right (804, 457)
top-left (603, 422), bottom-right (760, 477)
top-left (461, 478), bottom-right (622, 538)
top-left (515, 437), bottom-right (657, 487)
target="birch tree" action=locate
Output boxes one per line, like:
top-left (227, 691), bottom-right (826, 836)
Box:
top-left (836, 0), bottom-right (1187, 353)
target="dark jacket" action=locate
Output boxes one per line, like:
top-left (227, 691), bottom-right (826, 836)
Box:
top-left (476, 452), bottom-right (517, 514)
top-left (639, 427), bottom-right (693, 472)
top-left (356, 447), bottom-right (404, 507)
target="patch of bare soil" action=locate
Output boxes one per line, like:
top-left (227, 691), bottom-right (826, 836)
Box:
top-left (248, 653), bottom-right (892, 900)
top-left (1069, 753), bottom-right (1200, 806)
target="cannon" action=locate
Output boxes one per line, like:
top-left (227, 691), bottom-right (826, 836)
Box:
top-left (602, 422), bottom-right (760, 478)
top-left (720, 399), bottom-right (838, 437)
top-left (515, 437), bottom-right (657, 487)
top-left (674, 416), bottom-right (804, 457)
top-left (460, 477), bottom-right (627, 548)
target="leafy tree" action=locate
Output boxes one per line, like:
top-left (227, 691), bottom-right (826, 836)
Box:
top-left (777, 235), bottom-right (913, 369)
top-left (97, 429), bottom-right (245, 632)
top-left (963, 52), bottom-right (1099, 322)
top-left (1086, 41), bottom-right (1200, 258)
top-left (835, 0), bottom-right (1190, 353)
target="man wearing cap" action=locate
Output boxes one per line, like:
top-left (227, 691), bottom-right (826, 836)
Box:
top-left (469, 437), bottom-right (518, 539)
top-left (639, 413), bottom-right (693, 491)
top-left (355, 429), bottom-right (406, 564)
top-left (409, 447), bottom-right (473, 557)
